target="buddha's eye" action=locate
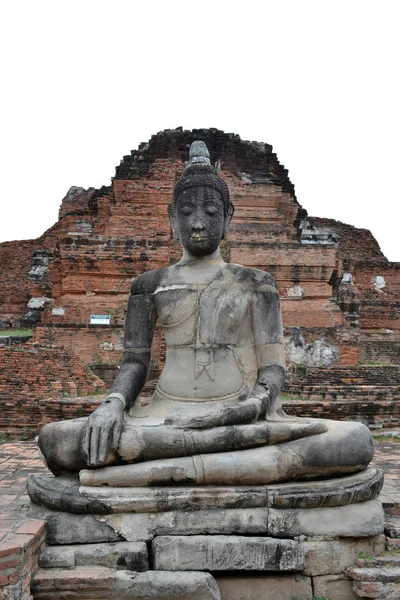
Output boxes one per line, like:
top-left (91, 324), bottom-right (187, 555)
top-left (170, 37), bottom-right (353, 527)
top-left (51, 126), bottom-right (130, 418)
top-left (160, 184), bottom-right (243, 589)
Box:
top-left (181, 205), bottom-right (193, 216)
top-left (205, 204), bottom-right (218, 215)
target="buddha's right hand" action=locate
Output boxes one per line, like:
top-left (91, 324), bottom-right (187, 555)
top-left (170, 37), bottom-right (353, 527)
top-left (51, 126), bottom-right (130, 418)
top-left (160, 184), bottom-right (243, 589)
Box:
top-left (81, 397), bottom-right (124, 467)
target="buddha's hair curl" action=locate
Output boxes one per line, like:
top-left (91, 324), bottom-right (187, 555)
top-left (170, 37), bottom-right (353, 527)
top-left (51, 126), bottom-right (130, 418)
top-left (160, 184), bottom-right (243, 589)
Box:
top-left (171, 141), bottom-right (233, 216)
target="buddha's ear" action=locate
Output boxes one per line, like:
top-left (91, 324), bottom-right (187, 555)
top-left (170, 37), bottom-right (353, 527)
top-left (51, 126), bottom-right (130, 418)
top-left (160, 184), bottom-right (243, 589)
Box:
top-left (222, 203), bottom-right (234, 239)
top-left (168, 204), bottom-right (180, 241)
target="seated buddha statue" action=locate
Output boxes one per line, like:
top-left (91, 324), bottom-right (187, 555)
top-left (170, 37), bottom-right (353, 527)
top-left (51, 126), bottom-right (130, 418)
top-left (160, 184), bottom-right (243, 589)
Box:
top-left (37, 141), bottom-right (373, 488)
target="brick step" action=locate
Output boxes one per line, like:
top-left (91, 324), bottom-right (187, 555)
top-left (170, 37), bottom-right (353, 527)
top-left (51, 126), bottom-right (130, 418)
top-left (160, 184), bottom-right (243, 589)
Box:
top-left (385, 518), bottom-right (400, 539)
top-left (31, 566), bottom-right (220, 599)
top-left (345, 565), bottom-right (400, 599)
top-left (356, 554), bottom-right (400, 568)
top-left (285, 384), bottom-right (399, 393)
top-left (39, 541), bottom-right (148, 571)
top-left (286, 385), bottom-right (399, 394)
top-left (290, 381), bottom-right (399, 387)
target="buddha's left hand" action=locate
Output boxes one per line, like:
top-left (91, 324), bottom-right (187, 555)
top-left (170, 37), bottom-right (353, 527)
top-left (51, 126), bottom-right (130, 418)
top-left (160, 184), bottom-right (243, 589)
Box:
top-left (165, 393), bottom-right (268, 429)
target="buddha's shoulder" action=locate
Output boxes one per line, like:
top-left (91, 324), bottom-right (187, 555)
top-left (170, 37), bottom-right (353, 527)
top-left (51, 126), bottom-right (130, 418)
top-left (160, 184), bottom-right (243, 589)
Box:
top-left (130, 268), bottom-right (168, 295)
top-left (226, 264), bottom-right (278, 292)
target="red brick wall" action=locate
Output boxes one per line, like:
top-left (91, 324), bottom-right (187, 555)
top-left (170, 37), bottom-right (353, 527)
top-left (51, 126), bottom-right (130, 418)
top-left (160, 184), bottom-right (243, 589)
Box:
top-left (0, 240), bottom-right (36, 326)
top-left (0, 342), bottom-right (104, 431)
top-left (0, 520), bottom-right (46, 600)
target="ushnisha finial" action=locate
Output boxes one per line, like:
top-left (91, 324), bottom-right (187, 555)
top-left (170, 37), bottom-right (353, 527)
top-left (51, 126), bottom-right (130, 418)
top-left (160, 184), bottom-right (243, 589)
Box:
top-left (188, 140), bottom-right (211, 165)
top-left (171, 141), bottom-right (232, 215)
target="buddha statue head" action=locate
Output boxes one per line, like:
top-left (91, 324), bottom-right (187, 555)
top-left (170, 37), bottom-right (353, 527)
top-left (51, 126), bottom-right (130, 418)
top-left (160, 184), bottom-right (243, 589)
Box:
top-left (168, 141), bottom-right (234, 256)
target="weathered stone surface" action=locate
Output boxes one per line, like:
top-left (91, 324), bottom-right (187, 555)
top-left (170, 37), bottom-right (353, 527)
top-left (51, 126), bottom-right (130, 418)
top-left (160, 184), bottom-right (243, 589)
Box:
top-left (346, 566), bottom-right (400, 582)
top-left (116, 570), bottom-right (221, 599)
top-left (79, 484), bottom-right (268, 513)
top-left (30, 504), bottom-right (269, 544)
top-left (346, 566), bottom-right (400, 600)
top-left (385, 517), bottom-right (400, 538)
top-left (286, 329), bottom-right (339, 367)
top-left (302, 540), bottom-right (341, 576)
top-left (302, 534), bottom-right (386, 576)
top-left (39, 541), bottom-right (148, 571)
top-left (30, 467), bottom-right (383, 515)
top-left (339, 535), bottom-right (386, 571)
top-left (27, 296), bottom-right (52, 310)
top-left (32, 567), bottom-right (221, 599)
top-left (102, 508), bottom-right (269, 543)
top-left (152, 535), bottom-right (305, 571)
top-left (266, 467), bottom-right (383, 510)
top-left (313, 574), bottom-right (357, 600)
top-left (30, 499), bottom-right (385, 545)
top-left (268, 499), bottom-right (384, 538)
top-left (215, 574), bottom-right (313, 600)
top-left (28, 474), bottom-right (111, 515)
top-left (28, 505), bottom-right (123, 545)
top-left (356, 553), bottom-right (400, 568)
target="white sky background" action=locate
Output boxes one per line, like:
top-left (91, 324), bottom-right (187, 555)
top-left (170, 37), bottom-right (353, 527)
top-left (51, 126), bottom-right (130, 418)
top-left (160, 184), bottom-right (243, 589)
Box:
top-left (0, 0), bottom-right (399, 261)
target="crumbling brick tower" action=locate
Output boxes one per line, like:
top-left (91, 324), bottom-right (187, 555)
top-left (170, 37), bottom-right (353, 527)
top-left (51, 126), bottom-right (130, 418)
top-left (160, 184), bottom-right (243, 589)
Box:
top-left (1, 128), bottom-right (399, 427)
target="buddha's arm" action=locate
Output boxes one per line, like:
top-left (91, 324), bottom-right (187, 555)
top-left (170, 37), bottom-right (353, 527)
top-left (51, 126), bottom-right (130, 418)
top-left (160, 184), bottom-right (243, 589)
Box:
top-left (167, 366), bottom-right (284, 429)
top-left (82, 276), bottom-right (156, 466)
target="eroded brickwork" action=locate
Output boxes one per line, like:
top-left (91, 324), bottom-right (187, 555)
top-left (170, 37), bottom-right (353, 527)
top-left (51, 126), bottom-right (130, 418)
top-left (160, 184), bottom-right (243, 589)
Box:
top-left (0, 340), bottom-right (104, 431)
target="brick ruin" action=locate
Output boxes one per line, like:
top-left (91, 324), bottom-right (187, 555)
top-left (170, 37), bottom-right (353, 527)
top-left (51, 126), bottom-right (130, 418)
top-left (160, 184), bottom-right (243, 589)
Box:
top-left (1, 127), bottom-right (399, 430)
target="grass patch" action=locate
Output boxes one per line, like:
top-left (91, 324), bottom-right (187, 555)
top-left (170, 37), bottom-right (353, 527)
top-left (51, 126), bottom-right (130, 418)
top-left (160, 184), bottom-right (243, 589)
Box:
top-left (372, 434), bottom-right (400, 443)
top-left (0, 329), bottom-right (33, 336)
top-left (0, 428), bottom-right (38, 443)
top-left (280, 392), bottom-right (295, 401)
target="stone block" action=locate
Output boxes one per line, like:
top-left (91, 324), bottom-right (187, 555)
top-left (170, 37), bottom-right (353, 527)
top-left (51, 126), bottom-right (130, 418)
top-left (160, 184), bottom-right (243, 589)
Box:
top-left (152, 535), bottom-right (305, 571)
top-left (302, 540), bottom-right (341, 575)
top-left (313, 574), bottom-right (358, 600)
top-left (116, 570), bottom-right (221, 599)
top-left (28, 506), bottom-right (122, 545)
top-left (215, 573), bottom-right (312, 600)
top-left (32, 567), bottom-right (221, 599)
top-left (39, 541), bottom-right (148, 571)
top-left (268, 499), bottom-right (384, 538)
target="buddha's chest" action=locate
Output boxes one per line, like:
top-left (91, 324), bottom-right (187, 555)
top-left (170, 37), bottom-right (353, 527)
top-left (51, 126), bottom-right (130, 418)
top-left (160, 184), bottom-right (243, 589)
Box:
top-left (153, 284), bottom-right (253, 346)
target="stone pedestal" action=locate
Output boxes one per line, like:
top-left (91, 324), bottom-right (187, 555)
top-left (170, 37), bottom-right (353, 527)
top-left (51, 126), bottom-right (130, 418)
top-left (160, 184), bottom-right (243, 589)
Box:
top-left (28, 468), bottom-right (386, 599)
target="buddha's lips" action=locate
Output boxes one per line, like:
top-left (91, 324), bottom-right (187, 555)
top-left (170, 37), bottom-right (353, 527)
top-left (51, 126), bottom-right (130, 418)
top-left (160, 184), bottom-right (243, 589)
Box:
top-left (191, 235), bottom-right (208, 241)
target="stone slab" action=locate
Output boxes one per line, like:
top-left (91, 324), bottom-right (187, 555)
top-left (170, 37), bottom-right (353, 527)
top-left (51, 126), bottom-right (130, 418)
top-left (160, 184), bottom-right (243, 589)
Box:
top-left (268, 499), bottom-right (384, 538)
top-left (152, 535), bottom-right (305, 571)
top-left (346, 566), bottom-right (400, 582)
top-left (102, 508), bottom-right (269, 543)
top-left (116, 570), bottom-right (221, 599)
top-left (39, 541), bottom-right (148, 571)
top-left (32, 567), bottom-right (221, 599)
top-left (215, 574), bottom-right (313, 600)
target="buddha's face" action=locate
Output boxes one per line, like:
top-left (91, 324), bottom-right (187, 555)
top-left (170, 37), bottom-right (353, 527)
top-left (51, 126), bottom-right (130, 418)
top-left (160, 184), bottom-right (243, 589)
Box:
top-left (173, 186), bottom-right (229, 256)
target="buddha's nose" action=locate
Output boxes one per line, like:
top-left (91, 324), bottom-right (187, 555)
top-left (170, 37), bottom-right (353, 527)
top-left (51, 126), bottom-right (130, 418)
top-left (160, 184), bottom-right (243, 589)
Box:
top-left (192, 219), bottom-right (205, 232)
